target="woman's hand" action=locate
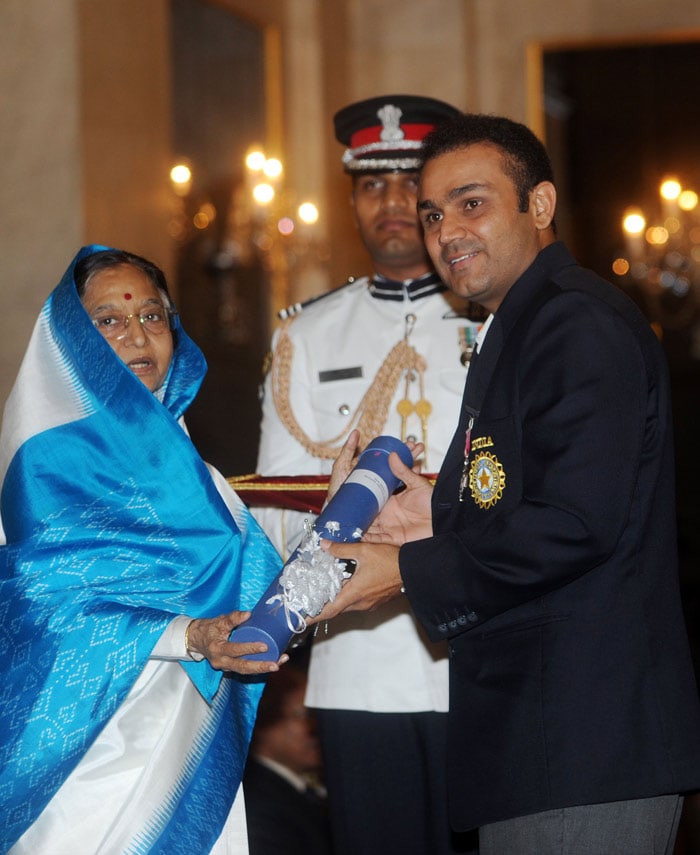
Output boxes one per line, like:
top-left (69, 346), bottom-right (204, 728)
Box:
top-left (186, 611), bottom-right (289, 675)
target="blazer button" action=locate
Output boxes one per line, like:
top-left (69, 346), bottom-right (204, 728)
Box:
top-left (457, 615), bottom-right (467, 625)
top-left (448, 620), bottom-right (458, 630)
top-left (438, 623), bottom-right (448, 634)
top-left (339, 404), bottom-right (350, 415)
top-left (467, 611), bottom-right (478, 622)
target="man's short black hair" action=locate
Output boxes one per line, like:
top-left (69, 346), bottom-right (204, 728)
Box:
top-left (421, 113), bottom-right (555, 212)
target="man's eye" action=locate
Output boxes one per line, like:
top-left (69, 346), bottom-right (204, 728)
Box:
top-left (465, 199), bottom-right (481, 210)
top-left (423, 212), bottom-right (441, 225)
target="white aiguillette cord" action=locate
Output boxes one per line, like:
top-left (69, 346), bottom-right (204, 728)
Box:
top-left (271, 315), bottom-right (427, 460)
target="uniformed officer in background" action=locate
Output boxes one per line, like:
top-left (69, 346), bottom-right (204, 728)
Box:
top-left (254, 95), bottom-right (482, 855)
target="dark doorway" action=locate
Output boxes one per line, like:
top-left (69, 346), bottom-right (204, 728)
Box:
top-left (170, 0), bottom-right (269, 476)
top-left (543, 40), bottom-right (700, 279)
top-left (542, 36), bottom-right (700, 674)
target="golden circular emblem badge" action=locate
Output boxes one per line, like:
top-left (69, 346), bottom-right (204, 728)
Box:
top-left (469, 452), bottom-right (506, 509)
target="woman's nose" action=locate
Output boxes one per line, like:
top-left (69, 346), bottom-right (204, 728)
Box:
top-left (121, 317), bottom-right (147, 346)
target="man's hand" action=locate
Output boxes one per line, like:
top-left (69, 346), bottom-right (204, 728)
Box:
top-left (327, 431), bottom-right (427, 507)
top-left (364, 451), bottom-right (434, 545)
top-left (309, 541), bottom-right (403, 621)
top-left (309, 449), bottom-right (434, 621)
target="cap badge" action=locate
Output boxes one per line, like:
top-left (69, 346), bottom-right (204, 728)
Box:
top-left (377, 104), bottom-right (405, 142)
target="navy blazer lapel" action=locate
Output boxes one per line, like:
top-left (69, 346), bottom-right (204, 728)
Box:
top-left (436, 243), bottom-right (577, 489)
top-left (437, 318), bottom-right (501, 485)
top-left (464, 318), bottom-right (502, 413)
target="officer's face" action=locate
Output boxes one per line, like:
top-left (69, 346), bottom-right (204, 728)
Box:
top-left (418, 143), bottom-right (555, 313)
top-left (352, 171), bottom-right (430, 279)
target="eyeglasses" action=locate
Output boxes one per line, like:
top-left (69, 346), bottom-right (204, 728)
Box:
top-left (91, 306), bottom-right (175, 340)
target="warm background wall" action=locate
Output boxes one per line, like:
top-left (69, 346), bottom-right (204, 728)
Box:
top-left (2, 1), bottom-right (83, 402)
top-left (3, 0), bottom-right (700, 407)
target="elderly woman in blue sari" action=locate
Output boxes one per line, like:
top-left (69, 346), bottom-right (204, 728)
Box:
top-left (0, 246), bottom-right (285, 854)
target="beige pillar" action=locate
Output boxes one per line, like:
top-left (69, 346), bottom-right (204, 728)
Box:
top-left (0, 0), bottom-right (83, 401)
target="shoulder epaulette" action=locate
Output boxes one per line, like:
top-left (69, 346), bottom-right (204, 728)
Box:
top-left (277, 276), bottom-right (367, 320)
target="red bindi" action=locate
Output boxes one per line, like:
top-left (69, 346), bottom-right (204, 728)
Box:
top-left (124, 293), bottom-right (132, 300)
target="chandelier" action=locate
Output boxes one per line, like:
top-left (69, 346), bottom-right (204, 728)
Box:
top-left (237, 147), bottom-right (327, 314)
top-left (168, 150), bottom-right (326, 319)
top-left (612, 177), bottom-right (700, 330)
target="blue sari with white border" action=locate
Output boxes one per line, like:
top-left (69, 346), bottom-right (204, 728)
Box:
top-left (0, 246), bottom-right (280, 852)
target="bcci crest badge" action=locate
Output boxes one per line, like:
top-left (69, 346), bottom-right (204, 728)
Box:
top-left (469, 451), bottom-right (506, 509)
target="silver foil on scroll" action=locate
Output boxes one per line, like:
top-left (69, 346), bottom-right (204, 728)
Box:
top-left (231, 435), bottom-right (414, 660)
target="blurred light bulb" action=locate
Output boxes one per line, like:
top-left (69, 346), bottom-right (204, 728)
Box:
top-left (246, 150), bottom-right (266, 172)
top-left (170, 164), bottom-right (191, 185)
top-left (612, 257), bottom-right (630, 276)
top-left (646, 226), bottom-right (669, 246)
top-left (298, 202), bottom-right (319, 225)
top-left (679, 190), bottom-right (698, 211)
top-left (277, 217), bottom-right (295, 236)
top-left (170, 162), bottom-right (192, 196)
top-left (253, 183), bottom-right (275, 204)
top-left (660, 179), bottom-right (681, 201)
top-left (263, 158), bottom-right (283, 179)
top-left (623, 211), bottom-right (646, 235)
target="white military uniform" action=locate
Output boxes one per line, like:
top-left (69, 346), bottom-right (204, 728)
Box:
top-left (254, 272), bottom-right (482, 714)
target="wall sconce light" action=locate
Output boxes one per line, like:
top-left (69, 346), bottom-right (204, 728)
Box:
top-left (613, 176), bottom-right (700, 329)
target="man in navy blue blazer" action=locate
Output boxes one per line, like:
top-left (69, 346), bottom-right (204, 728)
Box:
top-left (315, 113), bottom-right (700, 853)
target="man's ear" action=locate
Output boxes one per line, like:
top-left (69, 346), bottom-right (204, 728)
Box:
top-left (532, 181), bottom-right (556, 230)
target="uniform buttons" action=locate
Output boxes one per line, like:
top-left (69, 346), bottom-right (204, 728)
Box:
top-left (438, 623), bottom-right (448, 634)
top-left (338, 404), bottom-right (350, 416)
top-left (448, 620), bottom-right (458, 630)
top-left (457, 615), bottom-right (467, 626)
top-left (467, 611), bottom-right (478, 623)
top-left (406, 434), bottom-right (417, 443)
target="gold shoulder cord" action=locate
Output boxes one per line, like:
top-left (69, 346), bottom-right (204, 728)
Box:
top-left (271, 317), bottom-right (428, 460)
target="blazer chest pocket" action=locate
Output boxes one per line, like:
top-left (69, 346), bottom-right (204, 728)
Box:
top-left (462, 413), bottom-right (521, 513)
